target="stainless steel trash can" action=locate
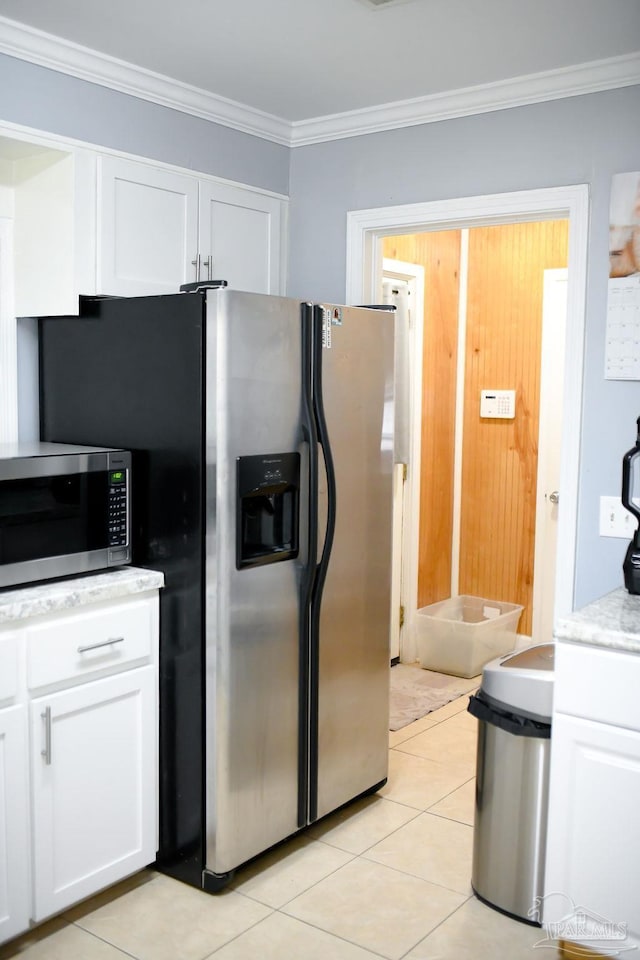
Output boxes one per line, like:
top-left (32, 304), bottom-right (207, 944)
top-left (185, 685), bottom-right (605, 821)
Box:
top-left (467, 643), bottom-right (554, 925)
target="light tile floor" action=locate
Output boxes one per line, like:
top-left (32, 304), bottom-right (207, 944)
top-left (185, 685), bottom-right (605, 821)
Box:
top-left (0, 692), bottom-right (547, 960)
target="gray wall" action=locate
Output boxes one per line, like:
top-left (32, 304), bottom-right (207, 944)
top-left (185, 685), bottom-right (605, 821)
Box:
top-left (0, 52), bottom-right (290, 447)
top-left (3, 47), bottom-right (640, 611)
top-left (0, 53), bottom-right (289, 195)
top-left (288, 85), bottom-right (640, 609)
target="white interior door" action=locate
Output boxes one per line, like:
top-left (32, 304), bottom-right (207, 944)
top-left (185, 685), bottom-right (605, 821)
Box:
top-left (383, 275), bottom-right (408, 661)
top-left (382, 260), bottom-right (424, 662)
top-left (532, 268), bottom-right (568, 644)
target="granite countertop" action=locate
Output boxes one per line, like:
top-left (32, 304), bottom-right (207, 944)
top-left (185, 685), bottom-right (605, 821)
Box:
top-left (0, 567), bottom-right (165, 624)
top-left (554, 587), bottom-right (640, 654)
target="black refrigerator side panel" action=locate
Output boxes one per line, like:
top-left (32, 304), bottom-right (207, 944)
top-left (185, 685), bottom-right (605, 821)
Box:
top-left (39, 294), bottom-right (206, 887)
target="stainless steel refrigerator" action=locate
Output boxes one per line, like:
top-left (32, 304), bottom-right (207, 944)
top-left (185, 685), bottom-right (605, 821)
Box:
top-left (39, 287), bottom-right (395, 890)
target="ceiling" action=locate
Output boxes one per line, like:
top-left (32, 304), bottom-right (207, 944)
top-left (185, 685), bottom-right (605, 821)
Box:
top-left (0, 0), bottom-right (639, 142)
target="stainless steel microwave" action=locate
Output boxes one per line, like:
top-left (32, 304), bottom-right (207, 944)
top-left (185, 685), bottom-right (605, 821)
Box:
top-left (0, 441), bottom-right (131, 589)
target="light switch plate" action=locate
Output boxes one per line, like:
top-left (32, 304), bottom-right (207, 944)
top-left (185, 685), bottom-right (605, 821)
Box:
top-left (599, 495), bottom-right (639, 538)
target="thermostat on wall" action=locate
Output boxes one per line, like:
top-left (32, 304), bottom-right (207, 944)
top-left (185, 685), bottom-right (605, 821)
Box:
top-left (480, 389), bottom-right (516, 419)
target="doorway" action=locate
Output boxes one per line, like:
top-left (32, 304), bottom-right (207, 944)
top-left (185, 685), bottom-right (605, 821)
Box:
top-left (384, 220), bottom-right (569, 648)
top-left (346, 186), bottom-right (588, 662)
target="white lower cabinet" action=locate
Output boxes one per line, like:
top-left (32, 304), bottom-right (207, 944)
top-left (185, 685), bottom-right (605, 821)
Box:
top-left (30, 666), bottom-right (157, 921)
top-left (545, 714), bottom-right (640, 948)
top-left (0, 585), bottom-right (160, 947)
top-left (545, 640), bottom-right (640, 954)
top-left (0, 705), bottom-right (30, 944)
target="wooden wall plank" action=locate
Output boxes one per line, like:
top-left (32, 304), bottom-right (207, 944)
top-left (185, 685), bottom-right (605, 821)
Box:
top-left (385, 221), bottom-right (568, 640)
top-left (460, 220), bottom-right (569, 635)
top-left (383, 232), bottom-right (461, 608)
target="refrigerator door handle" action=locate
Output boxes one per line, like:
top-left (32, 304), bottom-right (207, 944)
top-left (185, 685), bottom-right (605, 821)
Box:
top-left (311, 305), bottom-right (337, 583)
top-left (299, 302), bottom-right (319, 827)
top-left (308, 304), bottom-right (338, 822)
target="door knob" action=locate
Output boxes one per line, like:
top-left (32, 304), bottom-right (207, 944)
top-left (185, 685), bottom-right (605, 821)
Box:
top-left (548, 490), bottom-right (560, 505)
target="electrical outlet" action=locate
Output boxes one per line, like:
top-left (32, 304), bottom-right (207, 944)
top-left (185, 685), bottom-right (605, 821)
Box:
top-left (599, 496), bottom-right (639, 538)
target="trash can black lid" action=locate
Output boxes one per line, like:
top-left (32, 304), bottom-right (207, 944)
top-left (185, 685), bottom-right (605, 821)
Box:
top-left (467, 691), bottom-right (551, 738)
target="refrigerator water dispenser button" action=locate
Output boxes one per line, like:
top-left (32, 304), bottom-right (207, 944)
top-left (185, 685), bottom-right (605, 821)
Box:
top-left (236, 452), bottom-right (300, 569)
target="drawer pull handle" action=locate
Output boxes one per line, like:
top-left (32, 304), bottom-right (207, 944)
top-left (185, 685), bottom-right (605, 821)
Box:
top-left (41, 706), bottom-right (52, 765)
top-left (77, 636), bottom-right (125, 654)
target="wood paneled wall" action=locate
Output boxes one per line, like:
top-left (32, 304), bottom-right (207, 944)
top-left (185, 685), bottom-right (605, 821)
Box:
top-left (384, 220), bottom-right (568, 637)
top-left (460, 221), bottom-right (568, 635)
top-left (383, 232), bottom-right (461, 608)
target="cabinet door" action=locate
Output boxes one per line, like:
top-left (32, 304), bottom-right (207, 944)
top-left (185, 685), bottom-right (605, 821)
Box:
top-left (98, 156), bottom-right (198, 296)
top-left (544, 713), bottom-right (640, 951)
top-left (30, 666), bottom-right (157, 921)
top-left (199, 181), bottom-right (285, 294)
top-left (0, 705), bottom-right (30, 945)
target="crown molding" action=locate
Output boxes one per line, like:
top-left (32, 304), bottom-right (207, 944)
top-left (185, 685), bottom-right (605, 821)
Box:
top-left (290, 51), bottom-right (640, 145)
top-left (0, 15), bottom-right (638, 149)
top-left (0, 16), bottom-right (292, 146)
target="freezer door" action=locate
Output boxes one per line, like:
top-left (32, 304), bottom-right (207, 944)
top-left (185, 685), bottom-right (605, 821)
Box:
top-left (204, 290), bottom-right (309, 876)
top-left (313, 304), bottom-right (394, 820)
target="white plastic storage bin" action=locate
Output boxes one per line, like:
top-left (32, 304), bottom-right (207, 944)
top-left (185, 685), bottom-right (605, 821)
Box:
top-left (415, 595), bottom-right (523, 678)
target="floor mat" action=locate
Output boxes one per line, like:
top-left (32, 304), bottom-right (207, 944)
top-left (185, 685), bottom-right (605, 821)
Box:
top-left (389, 662), bottom-right (480, 731)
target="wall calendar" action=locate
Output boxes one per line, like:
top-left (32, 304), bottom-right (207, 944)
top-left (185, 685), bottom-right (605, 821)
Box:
top-left (605, 275), bottom-right (640, 380)
top-left (606, 172), bottom-right (640, 380)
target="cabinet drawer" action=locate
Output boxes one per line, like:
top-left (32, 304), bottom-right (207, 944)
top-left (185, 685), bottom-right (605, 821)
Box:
top-left (555, 640), bottom-right (640, 730)
top-left (26, 597), bottom-right (155, 691)
top-left (0, 633), bottom-right (19, 703)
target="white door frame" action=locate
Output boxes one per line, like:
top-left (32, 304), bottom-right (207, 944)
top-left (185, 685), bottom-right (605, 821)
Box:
top-left (346, 185), bottom-right (588, 642)
top-left (383, 259), bottom-right (425, 662)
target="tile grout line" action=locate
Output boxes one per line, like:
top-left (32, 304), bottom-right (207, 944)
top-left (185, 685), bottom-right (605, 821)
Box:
top-left (351, 854), bottom-right (474, 900)
top-left (68, 921), bottom-right (141, 960)
top-left (231, 848), bottom-right (360, 910)
top-left (196, 906), bottom-right (280, 960)
top-left (309, 807), bottom-right (424, 857)
top-left (395, 895), bottom-right (474, 960)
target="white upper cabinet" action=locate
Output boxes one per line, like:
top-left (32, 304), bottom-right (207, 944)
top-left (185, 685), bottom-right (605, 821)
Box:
top-left (5, 140), bottom-right (96, 318)
top-left (97, 156), bottom-right (286, 298)
top-left (198, 180), bottom-right (283, 294)
top-left (97, 156), bottom-right (199, 296)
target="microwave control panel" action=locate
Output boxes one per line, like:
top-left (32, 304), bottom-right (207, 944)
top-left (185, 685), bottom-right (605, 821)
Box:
top-left (107, 469), bottom-right (128, 546)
